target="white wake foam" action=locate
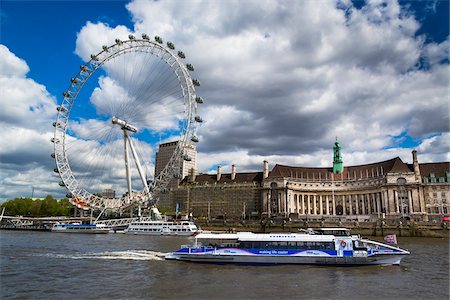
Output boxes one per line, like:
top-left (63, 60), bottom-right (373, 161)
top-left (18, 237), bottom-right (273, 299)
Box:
top-left (51, 250), bottom-right (167, 261)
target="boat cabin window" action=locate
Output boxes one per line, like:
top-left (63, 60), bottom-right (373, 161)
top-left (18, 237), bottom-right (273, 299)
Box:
top-left (314, 229), bottom-right (350, 236)
top-left (352, 241), bottom-right (367, 251)
top-left (239, 241), bottom-right (335, 250)
top-left (198, 238), bottom-right (239, 248)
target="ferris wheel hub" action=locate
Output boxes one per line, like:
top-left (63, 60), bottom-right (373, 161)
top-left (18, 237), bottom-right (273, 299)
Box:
top-left (112, 116), bottom-right (138, 133)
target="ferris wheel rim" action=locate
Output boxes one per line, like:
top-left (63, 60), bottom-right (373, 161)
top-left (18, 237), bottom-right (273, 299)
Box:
top-left (52, 35), bottom-right (200, 210)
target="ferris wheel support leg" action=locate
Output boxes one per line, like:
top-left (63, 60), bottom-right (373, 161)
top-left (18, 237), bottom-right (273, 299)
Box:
top-left (127, 135), bottom-right (150, 194)
top-left (124, 130), bottom-right (132, 204)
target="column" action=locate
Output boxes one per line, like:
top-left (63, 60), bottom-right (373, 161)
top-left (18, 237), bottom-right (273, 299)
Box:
top-left (319, 195), bottom-right (323, 215)
top-left (394, 190), bottom-right (399, 213)
top-left (326, 195), bottom-right (330, 215)
top-left (332, 195), bottom-right (336, 215)
top-left (367, 193), bottom-right (372, 214)
top-left (355, 194), bottom-right (359, 215)
top-left (408, 190), bottom-right (413, 214)
top-left (349, 195), bottom-right (353, 215)
top-left (312, 195), bottom-right (316, 215)
top-left (361, 194), bottom-right (366, 215)
top-left (413, 188), bottom-right (424, 213)
top-left (384, 190), bottom-right (389, 214)
top-left (342, 195), bottom-right (346, 215)
top-left (306, 195), bottom-right (311, 215)
top-left (301, 194), bottom-right (305, 215)
top-left (374, 193), bottom-right (379, 214)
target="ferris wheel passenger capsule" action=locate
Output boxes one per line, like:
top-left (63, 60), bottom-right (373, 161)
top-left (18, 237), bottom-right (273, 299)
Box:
top-left (57, 105), bottom-right (67, 112)
top-left (155, 36), bottom-right (163, 44)
top-left (167, 42), bottom-right (175, 50)
top-left (191, 135), bottom-right (199, 143)
top-left (66, 193), bottom-right (73, 198)
top-left (62, 91), bottom-right (70, 98)
top-left (102, 45), bottom-right (108, 51)
top-left (193, 79), bottom-right (200, 86)
top-left (186, 64), bottom-right (194, 71)
top-left (50, 138), bottom-right (59, 143)
top-left (177, 51), bottom-right (185, 59)
top-left (183, 154), bottom-right (192, 161)
top-left (194, 116), bottom-right (203, 123)
top-left (52, 122), bottom-right (63, 128)
top-left (70, 78), bottom-right (79, 84)
top-left (59, 181), bottom-right (65, 187)
top-left (142, 33), bottom-right (149, 40)
top-left (115, 38), bottom-right (122, 45)
top-left (195, 96), bottom-right (204, 104)
top-left (51, 153), bottom-right (55, 158)
top-left (90, 54), bottom-right (99, 61)
top-left (80, 65), bottom-right (88, 72)
top-left (53, 167), bottom-right (59, 173)
top-left (128, 34), bottom-right (135, 40)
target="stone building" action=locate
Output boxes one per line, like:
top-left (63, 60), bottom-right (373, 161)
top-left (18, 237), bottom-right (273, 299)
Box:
top-left (165, 139), bottom-right (449, 221)
top-left (261, 141), bottom-right (449, 222)
top-left (171, 165), bottom-right (263, 219)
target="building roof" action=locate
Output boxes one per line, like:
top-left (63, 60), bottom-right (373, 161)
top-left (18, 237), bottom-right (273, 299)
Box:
top-left (268, 157), bottom-right (415, 180)
top-left (415, 162), bottom-right (450, 178)
top-left (181, 172), bottom-right (263, 185)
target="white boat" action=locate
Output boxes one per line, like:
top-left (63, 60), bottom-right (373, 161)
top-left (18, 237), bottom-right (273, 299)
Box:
top-left (165, 228), bottom-right (410, 266)
top-left (124, 220), bottom-right (199, 236)
top-left (124, 207), bottom-right (200, 236)
top-left (51, 223), bottom-right (109, 234)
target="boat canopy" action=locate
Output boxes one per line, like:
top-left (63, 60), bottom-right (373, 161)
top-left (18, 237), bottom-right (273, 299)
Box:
top-left (196, 232), bottom-right (336, 242)
top-left (195, 233), bottom-right (239, 240)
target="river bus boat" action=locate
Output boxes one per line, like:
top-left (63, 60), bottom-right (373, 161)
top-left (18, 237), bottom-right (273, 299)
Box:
top-left (51, 223), bottom-right (109, 234)
top-left (165, 228), bottom-right (410, 266)
top-left (124, 220), bottom-right (199, 236)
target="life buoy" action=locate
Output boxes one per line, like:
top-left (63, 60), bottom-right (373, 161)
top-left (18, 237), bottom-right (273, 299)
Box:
top-left (340, 240), bottom-right (347, 247)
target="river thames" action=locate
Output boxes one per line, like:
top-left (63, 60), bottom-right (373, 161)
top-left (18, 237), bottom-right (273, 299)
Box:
top-left (1, 230), bottom-right (448, 299)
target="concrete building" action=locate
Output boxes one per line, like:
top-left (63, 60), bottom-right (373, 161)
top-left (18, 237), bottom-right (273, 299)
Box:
top-left (154, 141), bottom-right (197, 209)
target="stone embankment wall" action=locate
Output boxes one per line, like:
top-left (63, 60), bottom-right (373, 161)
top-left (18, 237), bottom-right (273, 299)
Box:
top-left (200, 220), bottom-right (450, 238)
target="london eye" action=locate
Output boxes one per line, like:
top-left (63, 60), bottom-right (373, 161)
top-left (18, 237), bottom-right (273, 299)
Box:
top-left (51, 34), bottom-right (203, 211)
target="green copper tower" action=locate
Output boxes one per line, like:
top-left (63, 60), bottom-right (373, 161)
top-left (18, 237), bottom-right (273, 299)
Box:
top-left (333, 137), bottom-right (343, 174)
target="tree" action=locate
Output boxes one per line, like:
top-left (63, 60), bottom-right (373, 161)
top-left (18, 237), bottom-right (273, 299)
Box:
top-left (0, 196), bottom-right (74, 217)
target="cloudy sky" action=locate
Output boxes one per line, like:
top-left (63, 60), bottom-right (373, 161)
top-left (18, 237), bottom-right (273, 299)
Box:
top-left (0, 0), bottom-right (449, 200)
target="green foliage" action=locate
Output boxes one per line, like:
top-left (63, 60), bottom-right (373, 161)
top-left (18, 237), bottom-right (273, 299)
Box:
top-left (0, 195), bottom-right (74, 217)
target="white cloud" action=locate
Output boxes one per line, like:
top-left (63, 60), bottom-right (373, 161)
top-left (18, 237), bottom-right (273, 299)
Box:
top-left (0, 45), bottom-right (60, 199)
top-left (0, 44), bottom-right (29, 77)
top-left (71, 0), bottom-right (448, 176)
top-left (75, 21), bottom-right (132, 62)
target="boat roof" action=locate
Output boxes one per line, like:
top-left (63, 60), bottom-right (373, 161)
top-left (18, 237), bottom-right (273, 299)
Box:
top-left (314, 228), bottom-right (349, 231)
top-left (196, 232), bottom-right (336, 242)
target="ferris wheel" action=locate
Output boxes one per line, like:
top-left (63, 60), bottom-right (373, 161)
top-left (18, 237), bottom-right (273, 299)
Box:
top-left (51, 34), bottom-right (203, 210)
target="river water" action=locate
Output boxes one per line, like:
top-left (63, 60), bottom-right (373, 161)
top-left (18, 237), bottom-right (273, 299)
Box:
top-left (0, 230), bottom-right (448, 300)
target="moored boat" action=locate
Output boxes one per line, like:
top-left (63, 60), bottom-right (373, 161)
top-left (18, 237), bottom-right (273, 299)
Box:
top-left (165, 228), bottom-right (410, 266)
top-left (124, 220), bottom-right (199, 236)
top-left (51, 223), bottom-right (110, 234)
top-left (124, 207), bottom-right (200, 236)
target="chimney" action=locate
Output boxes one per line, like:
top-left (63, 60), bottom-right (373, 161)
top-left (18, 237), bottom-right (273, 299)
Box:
top-left (263, 160), bottom-right (269, 179)
top-left (412, 150), bottom-right (421, 181)
top-left (231, 164), bottom-right (236, 180)
top-left (189, 167), bottom-right (196, 183)
top-left (217, 165), bottom-right (222, 181)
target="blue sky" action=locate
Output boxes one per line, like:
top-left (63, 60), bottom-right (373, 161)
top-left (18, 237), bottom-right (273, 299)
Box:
top-left (0, 0), bottom-right (449, 199)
